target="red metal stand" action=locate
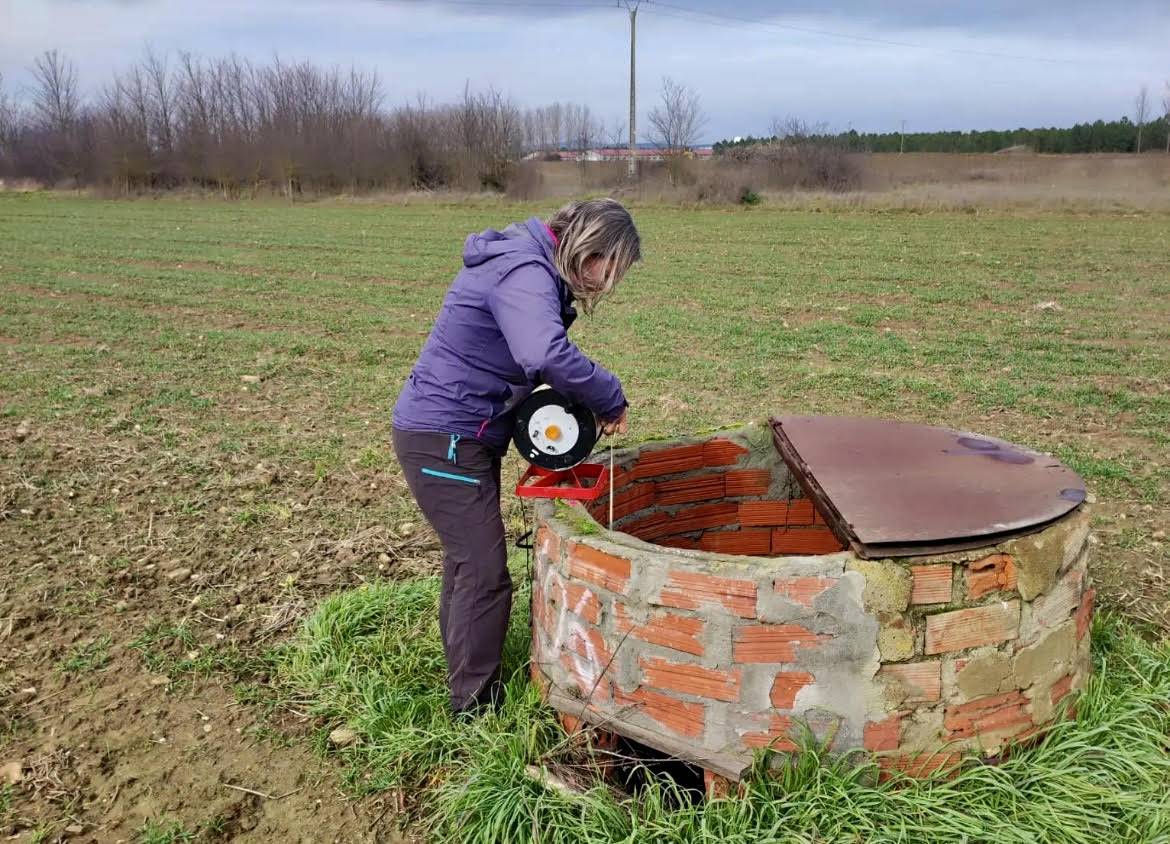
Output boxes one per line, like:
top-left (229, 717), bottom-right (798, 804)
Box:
top-left (515, 462), bottom-right (608, 501)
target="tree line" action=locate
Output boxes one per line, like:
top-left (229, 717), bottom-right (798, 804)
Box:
top-left (716, 100), bottom-right (1170, 156)
top-left (0, 49), bottom-right (626, 195)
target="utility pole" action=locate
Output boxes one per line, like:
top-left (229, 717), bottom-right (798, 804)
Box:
top-left (900, 120), bottom-right (906, 154)
top-left (627, 2), bottom-right (638, 179)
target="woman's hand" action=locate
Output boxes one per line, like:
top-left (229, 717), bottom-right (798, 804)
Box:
top-left (601, 407), bottom-right (629, 437)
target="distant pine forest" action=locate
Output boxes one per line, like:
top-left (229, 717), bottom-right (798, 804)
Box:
top-left (715, 116), bottom-right (1170, 155)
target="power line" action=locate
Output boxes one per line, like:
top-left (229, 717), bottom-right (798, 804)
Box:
top-left (634, 4), bottom-right (748, 31)
top-left (409, 0), bottom-right (612, 10)
top-left (642, 0), bottom-right (1097, 68)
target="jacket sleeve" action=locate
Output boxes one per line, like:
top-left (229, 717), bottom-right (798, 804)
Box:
top-left (488, 263), bottom-right (627, 420)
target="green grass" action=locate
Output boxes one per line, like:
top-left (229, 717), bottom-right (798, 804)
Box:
top-left (130, 621), bottom-right (259, 685)
top-left (0, 784), bottom-right (12, 825)
top-left (2, 196), bottom-right (1168, 475)
top-left (56, 635), bottom-right (112, 675)
top-left (276, 576), bottom-right (1170, 844)
top-left (2, 196), bottom-right (1166, 536)
top-left (137, 817), bottom-right (196, 844)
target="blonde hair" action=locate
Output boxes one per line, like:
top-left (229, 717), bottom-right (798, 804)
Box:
top-left (548, 198), bottom-right (641, 313)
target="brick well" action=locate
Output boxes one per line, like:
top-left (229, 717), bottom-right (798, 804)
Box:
top-left (530, 422), bottom-right (1094, 782)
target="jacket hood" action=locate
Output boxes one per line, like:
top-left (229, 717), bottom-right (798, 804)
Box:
top-left (462, 217), bottom-right (557, 270)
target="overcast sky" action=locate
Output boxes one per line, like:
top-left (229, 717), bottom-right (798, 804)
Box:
top-left (1, 0), bottom-right (1167, 140)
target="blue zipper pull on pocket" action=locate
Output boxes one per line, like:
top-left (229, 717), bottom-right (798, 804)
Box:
top-left (447, 434), bottom-right (461, 464)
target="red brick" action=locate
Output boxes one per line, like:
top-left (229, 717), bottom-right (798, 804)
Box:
top-left (704, 769), bottom-right (735, 799)
top-left (878, 662), bottom-right (942, 702)
top-left (698, 528), bottom-right (772, 556)
top-left (924, 601), bottom-right (1020, 654)
top-left (569, 626), bottom-right (611, 666)
top-left (657, 536), bottom-right (701, 550)
top-left (559, 647), bottom-right (612, 702)
top-left (910, 565), bottom-right (953, 604)
top-left (537, 526), bottom-right (561, 563)
top-left (741, 715), bottom-right (797, 750)
top-left (947, 689), bottom-right (1026, 719)
top-left (733, 624), bottom-right (828, 663)
top-left (657, 570), bottom-right (758, 618)
top-left (561, 582), bottom-right (601, 624)
top-left (1076, 588), bottom-right (1095, 641)
top-left (641, 657), bottom-right (741, 702)
top-left (655, 473), bottom-right (726, 506)
top-left (738, 501), bottom-right (789, 527)
top-left (864, 714), bottom-right (902, 751)
top-left (724, 469), bottom-right (773, 497)
top-left (631, 444), bottom-right (705, 479)
top-left (533, 579), bottom-right (556, 639)
top-left (567, 543), bottom-right (632, 594)
top-left (615, 686), bottom-right (706, 737)
top-left (948, 703), bottom-right (1032, 740)
top-left (614, 604), bottom-right (706, 656)
top-left (770, 671), bottom-right (814, 709)
top-left (622, 511), bottom-right (674, 540)
top-left (702, 438), bottom-right (750, 467)
top-left (965, 553), bottom-right (1018, 600)
top-left (739, 499), bottom-right (817, 527)
top-left (771, 527), bottom-right (845, 556)
top-left (944, 690), bottom-right (1029, 737)
top-left (665, 502), bottom-right (739, 535)
top-left (877, 752), bottom-right (962, 781)
top-left (610, 463), bottom-right (638, 489)
top-left (531, 660), bottom-right (549, 695)
top-left (789, 499), bottom-right (818, 525)
top-left (605, 483), bottom-right (656, 522)
top-left (773, 576), bottom-right (837, 607)
top-left (1050, 674), bottom-right (1074, 706)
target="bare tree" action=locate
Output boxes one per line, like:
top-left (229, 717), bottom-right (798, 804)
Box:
top-left (143, 46), bottom-right (175, 157)
top-left (647, 77), bottom-right (707, 185)
top-left (546, 102), bottom-right (563, 152)
top-left (1163, 82), bottom-right (1170, 155)
top-left (455, 83), bottom-right (522, 189)
top-left (0, 72), bottom-right (16, 154)
top-left (605, 118), bottom-right (627, 151)
top-left (29, 49), bottom-right (89, 183)
top-left (30, 50), bottom-right (81, 133)
top-left (1134, 84), bottom-right (1149, 153)
top-left (647, 76), bottom-right (707, 154)
top-left (3, 47), bottom-right (655, 195)
top-left (564, 102), bottom-right (601, 156)
top-left (770, 116), bottom-right (832, 142)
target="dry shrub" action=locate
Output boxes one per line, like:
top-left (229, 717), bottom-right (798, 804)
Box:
top-left (503, 161), bottom-right (544, 200)
top-left (581, 160), bottom-right (628, 190)
top-left (724, 142), bottom-right (863, 192)
top-left (693, 163), bottom-right (757, 204)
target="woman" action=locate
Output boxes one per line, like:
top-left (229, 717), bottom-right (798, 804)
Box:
top-left (392, 198), bottom-right (641, 716)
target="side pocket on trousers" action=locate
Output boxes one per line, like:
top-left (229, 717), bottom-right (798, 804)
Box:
top-left (421, 467), bottom-right (481, 486)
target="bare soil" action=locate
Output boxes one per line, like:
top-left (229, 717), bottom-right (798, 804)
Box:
top-left (1, 420), bottom-right (431, 843)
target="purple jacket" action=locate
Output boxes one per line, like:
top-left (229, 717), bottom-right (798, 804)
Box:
top-left (392, 217), bottom-right (627, 452)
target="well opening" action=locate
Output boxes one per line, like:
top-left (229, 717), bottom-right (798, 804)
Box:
top-left (582, 431), bottom-right (845, 557)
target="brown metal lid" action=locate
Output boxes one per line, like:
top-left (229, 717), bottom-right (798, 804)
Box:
top-left (770, 416), bottom-right (1086, 559)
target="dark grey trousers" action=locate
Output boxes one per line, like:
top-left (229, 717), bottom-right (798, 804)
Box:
top-left (392, 427), bottom-right (511, 713)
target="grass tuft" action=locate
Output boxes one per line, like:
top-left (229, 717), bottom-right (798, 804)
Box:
top-left (56, 635), bottom-right (113, 675)
top-left (137, 817), bottom-right (195, 844)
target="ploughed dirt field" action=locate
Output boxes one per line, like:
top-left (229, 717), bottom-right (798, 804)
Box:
top-left (2, 195), bottom-right (1167, 841)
